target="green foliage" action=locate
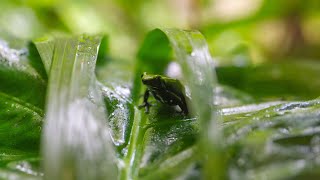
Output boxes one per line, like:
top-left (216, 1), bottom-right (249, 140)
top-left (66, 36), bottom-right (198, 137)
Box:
top-left (2, 27), bottom-right (320, 179)
top-left (217, 61), bottom-right (320, 100)
top-left (1, 0), bottom-right (320, 179)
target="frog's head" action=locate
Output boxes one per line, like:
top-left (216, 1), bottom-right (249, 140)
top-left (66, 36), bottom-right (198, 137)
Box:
top-left (141, 72), bottom-right (162, 87)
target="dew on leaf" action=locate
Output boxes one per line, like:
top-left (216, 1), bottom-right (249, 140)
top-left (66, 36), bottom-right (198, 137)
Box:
top-left (0, 39), bottom-right (27, 65)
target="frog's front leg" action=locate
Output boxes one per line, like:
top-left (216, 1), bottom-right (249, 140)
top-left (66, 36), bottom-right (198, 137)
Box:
top-left (138, 89), bottom-right (152, 113)
top-left (178, 98), bottom-right (189, 115)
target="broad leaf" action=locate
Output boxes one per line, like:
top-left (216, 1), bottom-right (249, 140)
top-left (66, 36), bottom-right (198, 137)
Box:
top-left (0, 39), bottom-right (45, 179)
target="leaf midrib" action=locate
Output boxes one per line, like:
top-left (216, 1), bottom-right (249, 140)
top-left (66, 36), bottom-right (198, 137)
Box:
top-left (0, 92), bottom-right (44, 117)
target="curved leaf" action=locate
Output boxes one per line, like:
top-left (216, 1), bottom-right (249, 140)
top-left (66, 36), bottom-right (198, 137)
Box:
top-left (40, 35), bottom-right (118, 180)
top-left (112, 28), bottom-right (220, 179)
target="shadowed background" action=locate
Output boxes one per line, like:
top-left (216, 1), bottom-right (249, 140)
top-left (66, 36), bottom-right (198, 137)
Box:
top-left (0, 0), bottom-right (319, 64)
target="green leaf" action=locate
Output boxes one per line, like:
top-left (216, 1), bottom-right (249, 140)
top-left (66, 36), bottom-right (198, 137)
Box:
top-left (0, 40), bottom-right (45, 179)
top-left (107, 28), bottom-right (220, 180)
top-left (0, 43), bottom-right (45, 150)
top-left (0, 148), bottom-right (42, 180)
top-left (38, 35), bottom-right (118, 180)
top-left (217, 61), bottom-right (320, 100)
top-left (4, 27), bottom-right (320, 179)
top-left (30, 36), bottom-right (55, 74)
top-left (222, 99), bottom-right (320, 179)
top-left (159, 29), bottom-right (223, 179)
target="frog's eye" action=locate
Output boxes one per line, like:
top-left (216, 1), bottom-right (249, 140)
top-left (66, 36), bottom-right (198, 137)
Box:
top-left (141, 72), bottom-right (147, 78)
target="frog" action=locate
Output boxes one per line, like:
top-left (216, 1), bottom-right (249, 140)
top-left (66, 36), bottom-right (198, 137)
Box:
top-left (139, 72), bottom-right (189, 115)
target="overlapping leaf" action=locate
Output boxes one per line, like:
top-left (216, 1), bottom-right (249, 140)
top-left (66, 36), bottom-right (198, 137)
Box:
top-left (1, 27), bottom-right (320, 180)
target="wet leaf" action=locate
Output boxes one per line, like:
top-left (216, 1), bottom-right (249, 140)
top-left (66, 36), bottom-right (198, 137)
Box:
top-left (0, 40), bottom-right (45, 179)
top-left (2, 28), bottom-right (320, 180)
top-left (38, 35), bottom-right (118, 180)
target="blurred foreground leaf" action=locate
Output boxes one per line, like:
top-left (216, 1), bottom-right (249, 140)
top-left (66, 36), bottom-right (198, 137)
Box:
top-left (37, 35), bottom-right (118, 180)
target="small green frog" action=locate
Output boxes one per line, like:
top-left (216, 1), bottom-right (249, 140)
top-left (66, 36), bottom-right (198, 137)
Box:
top-left (139, 72), bottom-right (189, 115)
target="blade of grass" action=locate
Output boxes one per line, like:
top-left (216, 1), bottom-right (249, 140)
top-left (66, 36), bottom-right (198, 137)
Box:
top-left (40, 35), bottom-right (117, 180)
top-left (161, 28), bottom-right (223, 179)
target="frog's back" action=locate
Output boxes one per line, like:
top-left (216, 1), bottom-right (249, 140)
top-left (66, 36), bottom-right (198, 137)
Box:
top-left (161, 77), bottom-right (185, 96)
top-left (161, 77), bottom-right (189, 114)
